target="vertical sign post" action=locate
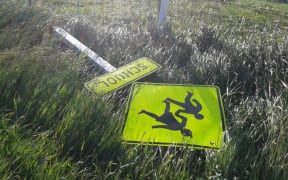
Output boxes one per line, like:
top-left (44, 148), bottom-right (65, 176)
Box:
top-left (158, 0), bottom-right (169, 28)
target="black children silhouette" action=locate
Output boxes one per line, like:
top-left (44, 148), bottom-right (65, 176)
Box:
top-left (138, 99), bottom-right (192, 137)
top-left (165, 92), bottom-right (204, 120)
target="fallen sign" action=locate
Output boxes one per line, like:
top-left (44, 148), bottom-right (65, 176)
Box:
top-left (122, 83), bottom-right (226, 150)
top-left (85, 57), bottom-right (161, 96)
top-left (53, 26), bottom-right (161, 95)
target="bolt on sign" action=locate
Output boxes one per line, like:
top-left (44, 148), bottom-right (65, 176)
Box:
top-left (122, 83), bottom-right (226, 150)
top-left (84, 57), bottom-right (161, 96)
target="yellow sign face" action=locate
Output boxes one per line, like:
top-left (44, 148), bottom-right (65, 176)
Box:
top-left (84, 57), bottom-right (161, 95)
top-left (123, 83), bottom-right (226, 150)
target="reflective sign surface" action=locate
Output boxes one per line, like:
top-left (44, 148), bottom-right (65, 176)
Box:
top-left (123, 83), bottom-right (226, 150)
top-left (85, 57), bottom-right (161, 95)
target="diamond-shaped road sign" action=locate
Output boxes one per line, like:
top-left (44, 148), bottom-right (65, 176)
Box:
top-left (123, 83), bottom-right (226, 150)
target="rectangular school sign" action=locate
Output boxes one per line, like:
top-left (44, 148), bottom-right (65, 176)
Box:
top-left (84, 57), bottom-right (161, 95)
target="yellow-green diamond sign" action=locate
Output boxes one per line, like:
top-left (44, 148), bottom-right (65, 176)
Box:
top-left (84, 57), bottom-right (161, 95)
top-left (123, 83), bottom-right (226, 150)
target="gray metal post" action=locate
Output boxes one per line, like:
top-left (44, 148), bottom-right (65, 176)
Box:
top-left (158, 0), bottom-right (169, 28)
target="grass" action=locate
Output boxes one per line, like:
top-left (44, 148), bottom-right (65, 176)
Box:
top-left (0, 0), bottom-right (288, 179)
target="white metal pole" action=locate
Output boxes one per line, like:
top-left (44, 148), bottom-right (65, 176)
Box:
top-left (53, 26), bottom-right (116, 73)
top-left (158, 0), bottom-right (169, 28)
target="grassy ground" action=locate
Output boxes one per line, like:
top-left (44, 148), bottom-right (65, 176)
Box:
top-left (0, 0), bottom-right (288, 179)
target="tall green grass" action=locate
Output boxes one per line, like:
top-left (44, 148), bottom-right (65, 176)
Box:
top-left (0, 0), bottom-right (288, 179)
top-left (266, 0), bottom-right (288, 3)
